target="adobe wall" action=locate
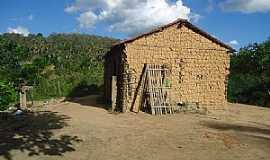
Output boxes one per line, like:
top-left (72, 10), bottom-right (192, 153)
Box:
top-left (104, 45), bottom-right (129, 112)
top-left (124, 24), bottom-right (230, 111)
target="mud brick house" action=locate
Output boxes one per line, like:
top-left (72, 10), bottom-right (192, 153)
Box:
top-left (104, 19), bottom-right (235, 114)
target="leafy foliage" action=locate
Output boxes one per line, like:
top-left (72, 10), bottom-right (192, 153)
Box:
top-left (0, 81), bottom-right (17, 111)
top-left (0, 33), bottom-right (118, 105)
top-left (228, 38), bottom-right (270, 107)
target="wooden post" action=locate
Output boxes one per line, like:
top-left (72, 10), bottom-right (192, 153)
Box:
top-left (131, 64), bottom-right (147, 113)
top-left (111, 76), bottom-right (117, 112)
top-left (19, 86), bottom-right (33, 110)
top-left (20, 90), bottom-right (27, 109)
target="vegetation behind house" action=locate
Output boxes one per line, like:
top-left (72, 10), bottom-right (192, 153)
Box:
top-left (0, 33), bottom-right (269, 110)
top-left (228, 38), bottom-right (270, 107)
top-left (0, 33), bottom-right (118, 110)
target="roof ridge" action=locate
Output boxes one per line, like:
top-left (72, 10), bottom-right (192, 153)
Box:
top-left (112, 19), bottom-right (235, 52)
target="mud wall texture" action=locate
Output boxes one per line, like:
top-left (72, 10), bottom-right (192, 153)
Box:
top-left (104, 45), bottom-right (130, 111)
top-left (123, 24), bottom-right (230, 111)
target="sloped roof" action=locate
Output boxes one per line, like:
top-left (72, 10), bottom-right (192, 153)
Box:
top-left (112, 18), bottom-right (235, 52)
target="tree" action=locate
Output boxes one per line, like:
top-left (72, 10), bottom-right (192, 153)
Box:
top-left (0, 81), bottom-right (17, 111)
top-left (0, 33), bottom-right (118, 105)
top-left (228, 38), bottom-right (270, 107)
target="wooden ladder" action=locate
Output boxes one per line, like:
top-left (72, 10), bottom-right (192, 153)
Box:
top-left (145, 64), bottom-right (173, 115)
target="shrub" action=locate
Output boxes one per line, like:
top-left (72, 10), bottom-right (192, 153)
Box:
top-left (0, 81), bottom-right (17, 111)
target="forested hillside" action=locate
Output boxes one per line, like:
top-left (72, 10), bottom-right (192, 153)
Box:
top-left (0, 33), bottom-right (118, 110)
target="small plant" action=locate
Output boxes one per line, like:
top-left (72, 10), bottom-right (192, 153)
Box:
top-left (0, 81), bottom-right (17, 111)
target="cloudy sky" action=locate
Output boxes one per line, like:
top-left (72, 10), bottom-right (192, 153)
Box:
top-left (1, 0), bottom-right (270, 49)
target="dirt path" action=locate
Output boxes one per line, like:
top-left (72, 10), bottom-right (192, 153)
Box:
top-left (1, 95), bottom-right (270, 160)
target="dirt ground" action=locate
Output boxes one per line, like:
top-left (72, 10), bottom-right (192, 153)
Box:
top-left (1, 95), bottom-right (270, 160)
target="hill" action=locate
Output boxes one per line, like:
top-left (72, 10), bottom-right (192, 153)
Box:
top-left (0, 33), bottom-right (118, 110)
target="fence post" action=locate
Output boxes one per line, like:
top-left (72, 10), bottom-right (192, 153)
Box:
top-left (19, 86), bottom-right (33, 110)
top-left (20, 90), bottom-right (27, 109)
top-left (111, 76), bottom-right (117, 111)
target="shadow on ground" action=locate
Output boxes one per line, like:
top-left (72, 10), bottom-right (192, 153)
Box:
top-left (202, 121), bottom-right (270, 135)
top-left (65, 83), bottom-right (109, 110)
top-left (202, 121), bottom-right (270, 148)
top-left (0, 111), bottom-right (82, 160)
top-left (65, 95), bottom-right (109, 111)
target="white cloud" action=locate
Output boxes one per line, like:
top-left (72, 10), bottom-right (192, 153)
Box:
top-left (65, 0), bottom-right (199, 35)
top-left (77, 11), bottom-right (98, 29)
top-left (189, 13), bottom-right (202, 23)
top-left (220, 0), bottom-right (270, 13)
top-left (229, 40), bottom-right (239, 45)
top-left (64, 6), bottom-right (78, 13)
top-left (28, 14), bottom-right (34, 21)
top-left (7, 26), bottom-right (30, 36)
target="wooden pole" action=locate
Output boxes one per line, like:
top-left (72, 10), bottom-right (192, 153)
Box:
top-left (20, 90), bottom-right (27, 109)
top-left (111, 76), bottom-right (117, 112)
top-left (19, 86), bottom-right (33, 110)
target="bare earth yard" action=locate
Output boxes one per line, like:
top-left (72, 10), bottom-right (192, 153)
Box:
top-left (1, 95), bottom-right (270, 160)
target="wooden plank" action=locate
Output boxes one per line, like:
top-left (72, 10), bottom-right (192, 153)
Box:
top-left (131, 64), bottom-right (147, 113)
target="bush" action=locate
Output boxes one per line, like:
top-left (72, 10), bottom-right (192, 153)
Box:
top-left (228, 38), bottom-right (270, 107)
top-left (0, 81), bottom-right (17, 111)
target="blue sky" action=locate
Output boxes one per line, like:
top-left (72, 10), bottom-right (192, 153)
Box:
top-left (0, 0), bottom-right (270, 49)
